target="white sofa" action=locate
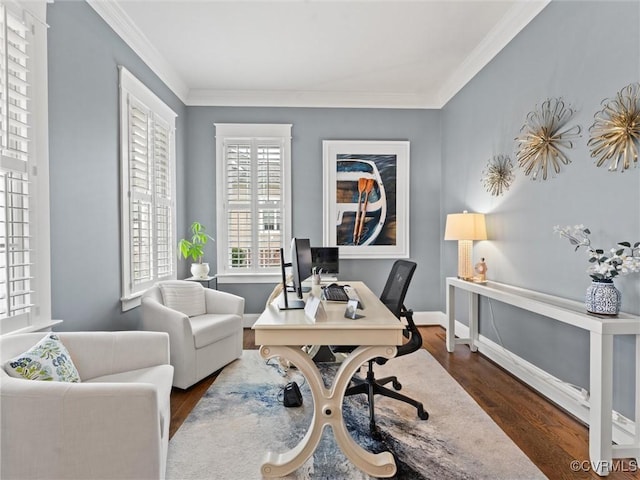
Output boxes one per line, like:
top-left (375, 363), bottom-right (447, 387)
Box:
top-left (0, 331), bottom-right (173, 480)
top-left (142, 281), bottom-right (244, 389)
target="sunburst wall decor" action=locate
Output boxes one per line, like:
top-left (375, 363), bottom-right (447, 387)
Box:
top-left (588, 82), bottom-right (640, 173)
top-left (515, 98), bottom-right (581, 181)
top-left (481, 155), bottom-right (515, 196)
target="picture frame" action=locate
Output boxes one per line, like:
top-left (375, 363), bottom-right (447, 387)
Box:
top-left (322, 140), bottom-right (410, 259)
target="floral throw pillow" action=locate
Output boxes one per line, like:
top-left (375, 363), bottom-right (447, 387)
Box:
top-left (4, 333), bottom-right (81, 382)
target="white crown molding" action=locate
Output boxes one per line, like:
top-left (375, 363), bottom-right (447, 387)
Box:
top-left (187, 89), bottom-right (440, 109)
top-left (87, 0), bottom-right (549, 109)
top-left (87, 0), bottom-right (189, 104)
top-left (437, 0), bottom-right (551, 107)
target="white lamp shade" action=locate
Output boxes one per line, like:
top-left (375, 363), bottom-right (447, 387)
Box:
top-left (444, 212), bottom-right (487, 241)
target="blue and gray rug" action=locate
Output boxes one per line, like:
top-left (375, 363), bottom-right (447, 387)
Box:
top-left (166, 350), bottom-right (546, 479)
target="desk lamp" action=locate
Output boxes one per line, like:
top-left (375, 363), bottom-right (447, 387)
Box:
top-left (444, 211), bottom-right (487, 280)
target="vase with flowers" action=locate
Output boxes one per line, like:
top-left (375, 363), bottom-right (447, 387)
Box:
top-left (554, 225), bottom-right (640, 315)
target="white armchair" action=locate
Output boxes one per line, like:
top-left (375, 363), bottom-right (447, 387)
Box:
top-left (141, 280), bottom-right (244, 389)
top-left (0, 331), bottom-right (173, 480)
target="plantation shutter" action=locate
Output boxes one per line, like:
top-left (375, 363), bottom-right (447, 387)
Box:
top-left (154, 118), bottom-right (173, 279)
top-left (0, 5), bottom-right (33, 322)
top-left (120, 67), bottom-right (176, 308)
top-left (224, 140), bottom-right (284, 272)
top-left (257, 145), bottom-right (282, 268)
top-left (128, 99), bottom-right (153, 286)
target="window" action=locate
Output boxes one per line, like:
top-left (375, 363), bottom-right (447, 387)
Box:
top-left (0, 1), bottom-right (51, 334)
top-left (120, 67), bottom-right (177, 310)
top-left (215, 124), bottom-right (292, 283)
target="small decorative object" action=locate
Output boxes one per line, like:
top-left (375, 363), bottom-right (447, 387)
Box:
top-left (585, 280), bottom-right (621, 316)
top-left (515, 98), bottom-right (581, 181)
top-left (554, 225), bottom-right (640, 315)
top-left (588, 82), bottom-right (640, 173)
top-left (481, 155), bottom-right (515, 196)
top-left (474, 258), bottom-right (487, 283)
top-left (178, 221), bottom-right (215, 279)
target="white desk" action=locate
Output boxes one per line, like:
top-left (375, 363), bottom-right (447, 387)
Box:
top-left (445, 277), bottom-right (640, 476)
top-left (252, 281), bottom-right (403, 478)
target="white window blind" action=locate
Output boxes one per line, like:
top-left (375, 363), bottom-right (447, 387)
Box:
top-left (0, 4), bottom-right (33, 325)
top-left (215, 124), bottom-right (292, 282)
top-left (120, 67), bottom-right (176, 310)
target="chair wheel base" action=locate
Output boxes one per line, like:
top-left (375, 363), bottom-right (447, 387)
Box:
top-left (417, 406), bottom-right (429, 421)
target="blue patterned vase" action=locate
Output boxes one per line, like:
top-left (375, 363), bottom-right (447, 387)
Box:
top-left (585, 280), bottom-right (621, 315)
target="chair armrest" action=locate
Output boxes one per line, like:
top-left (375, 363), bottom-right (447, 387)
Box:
top-left (396, 309), bottom-right (422, 356)
top-left (141, 297), bottom-right (198, 383)
top-left (0, 379), bottom-right (163, 479)
top-left (56, 331), bottom-right (170, 380)
top-left (204, 288), bottom-right (245, 316)
top-left (142, 297), bottom-right (194, 339)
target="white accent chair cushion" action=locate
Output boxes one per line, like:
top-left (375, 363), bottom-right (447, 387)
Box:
top-left (159, 280), bottom-right (206, 317)
top-left (142, 280), bottom-right (245, 389)
top-left (0, 331), bottom-right (173, 480)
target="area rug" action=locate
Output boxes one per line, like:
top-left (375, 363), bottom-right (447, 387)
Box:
top-left (166, 350), bottom-right (546, 479)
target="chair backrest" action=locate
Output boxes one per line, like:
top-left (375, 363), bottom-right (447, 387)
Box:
top-left (380, 260), bottom-right (417, 318)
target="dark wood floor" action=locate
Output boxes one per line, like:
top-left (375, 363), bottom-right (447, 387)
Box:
top-left (169, 326), bottom-right (638, 480)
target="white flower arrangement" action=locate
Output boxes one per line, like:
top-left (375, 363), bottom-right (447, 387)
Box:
top-left (554, 225), bottom-right (640, 281)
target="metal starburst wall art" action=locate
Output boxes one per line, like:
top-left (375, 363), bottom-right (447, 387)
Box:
top-left (588, 82), bottom-right (640, 173)
top-left (481, 155), bottom-right (515, 196)
top-left (515, 98), bottom-right (581, 181)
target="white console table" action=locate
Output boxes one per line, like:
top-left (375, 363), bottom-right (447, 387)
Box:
top-left (445, 277), bottom-right (640, 477)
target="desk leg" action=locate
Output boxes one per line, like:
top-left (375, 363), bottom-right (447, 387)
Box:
top-left (446, 283), bottom-right (456, 352)
top-left (589, 332), bottom-right (613, 476)
top-left (469, 292), bottom-right (478, 352)
top-left (259, 345), bottom-right (398, 478)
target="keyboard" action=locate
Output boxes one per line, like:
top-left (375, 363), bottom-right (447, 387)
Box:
top-left (322, 284), bottom-right (363, 308)
top-left (323, 284), bottom-right (349, 301)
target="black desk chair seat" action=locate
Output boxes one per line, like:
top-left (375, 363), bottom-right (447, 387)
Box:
top-left (333, 260), bottom-right (429, 435)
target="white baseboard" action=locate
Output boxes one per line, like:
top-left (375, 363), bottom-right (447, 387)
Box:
top-left (443, 317), bottom-right (636, 446)
top-left (413, 311), bottom-right (446, 326)
top-left (243, 313), bottom-right (260, 328)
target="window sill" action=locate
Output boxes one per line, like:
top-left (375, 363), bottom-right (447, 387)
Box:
top-left (216, 273), bottom-right (281, 284)
top-left (121, 291), bottom-right (144, 311)
top-left (1, 319), bottom-right (64, 336)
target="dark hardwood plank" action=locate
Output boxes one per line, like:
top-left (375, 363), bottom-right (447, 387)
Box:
top-left (169, 326), bottom-right (638, 480)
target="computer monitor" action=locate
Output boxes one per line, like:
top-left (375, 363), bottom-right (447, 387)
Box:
top-left (291, 238), bottom-right (313, 300)
top-left (311, 247), bottom-right (339, 275)
top-left (277, 247), bottom-right (303, 310)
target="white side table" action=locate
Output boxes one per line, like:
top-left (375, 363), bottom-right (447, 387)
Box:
top-left (445, 277), bottom-right (640, 476)
top-left (184, 275), bottom-right (217, 289)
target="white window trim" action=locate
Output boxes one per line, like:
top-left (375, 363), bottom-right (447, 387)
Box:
top-left (215, 123), bottom-right (292, 284)
top-left (0, 0), bottom-right (51, 335)
top-left (119, 66), bottom-right (177, 310)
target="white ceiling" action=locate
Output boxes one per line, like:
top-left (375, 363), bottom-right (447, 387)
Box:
top-left (88, 0), bottom-right (550, 108)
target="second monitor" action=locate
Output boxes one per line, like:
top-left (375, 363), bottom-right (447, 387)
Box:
top-left (310, 247), bottom-right (339, 276)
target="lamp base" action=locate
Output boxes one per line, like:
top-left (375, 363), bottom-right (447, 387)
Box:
top-left (457, 240), bottom-right (474, 281)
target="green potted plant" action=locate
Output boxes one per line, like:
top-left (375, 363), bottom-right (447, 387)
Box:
top-left (178, 221), bottom-right (215, 279)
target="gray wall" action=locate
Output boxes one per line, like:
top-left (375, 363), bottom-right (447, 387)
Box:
top-left (185, 107), bottom-right (442, 314)
top-left (47, 1), bottom-right (187, 331)
top-left (48, 0), bottom-right (638, 416)
top-left (441, 0), bottom-right (640, 418)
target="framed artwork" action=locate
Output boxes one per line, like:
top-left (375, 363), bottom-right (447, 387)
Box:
top-left (322, 140), bottom-right (410, 259)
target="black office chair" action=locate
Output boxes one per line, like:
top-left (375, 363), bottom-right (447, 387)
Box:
top-left (334, 260), bottom-right (429, 435)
